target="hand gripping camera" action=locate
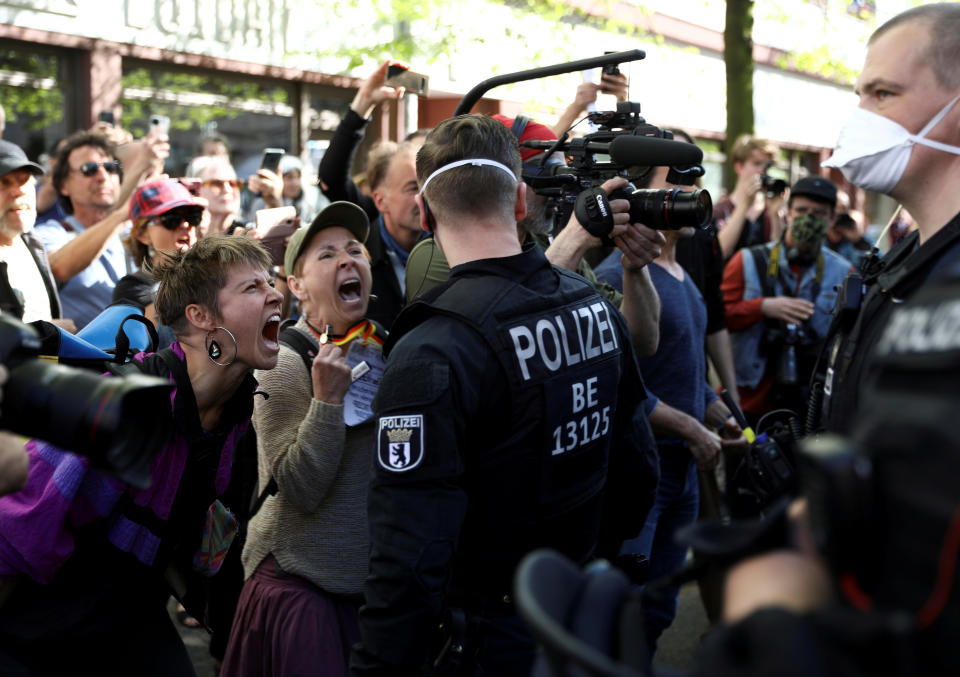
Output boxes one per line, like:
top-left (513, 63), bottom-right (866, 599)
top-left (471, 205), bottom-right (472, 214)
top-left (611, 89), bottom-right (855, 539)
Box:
top-left (520, 102), bottom-right (713, 237)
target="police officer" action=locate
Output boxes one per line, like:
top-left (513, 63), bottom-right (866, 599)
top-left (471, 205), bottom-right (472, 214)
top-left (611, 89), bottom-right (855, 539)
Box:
top-left (817, 3), bottom-right (960, 433)
top-left (349, 114), bottom-right (658, 677)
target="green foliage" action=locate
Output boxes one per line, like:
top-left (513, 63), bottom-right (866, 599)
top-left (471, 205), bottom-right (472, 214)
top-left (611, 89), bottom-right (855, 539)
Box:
top-left (120, 67), bottom-right (290, 136)
top-left (0, 48), bottom-right (63, 131)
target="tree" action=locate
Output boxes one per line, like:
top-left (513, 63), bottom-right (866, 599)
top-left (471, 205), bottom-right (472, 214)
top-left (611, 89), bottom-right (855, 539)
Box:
top-left (724, 0), bottom-right (755, 191)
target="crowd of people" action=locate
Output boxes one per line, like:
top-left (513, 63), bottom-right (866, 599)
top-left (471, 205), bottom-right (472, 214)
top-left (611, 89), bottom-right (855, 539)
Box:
top-left (0, 3), bottom-right (958, 676)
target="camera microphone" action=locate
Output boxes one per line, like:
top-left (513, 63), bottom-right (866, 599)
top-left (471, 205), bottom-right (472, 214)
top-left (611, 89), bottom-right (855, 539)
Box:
top-left (607, 136), bottom-right (703, 167)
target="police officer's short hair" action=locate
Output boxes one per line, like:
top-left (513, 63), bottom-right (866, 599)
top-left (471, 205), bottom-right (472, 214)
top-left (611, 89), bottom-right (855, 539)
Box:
top-left (415, 114), bottom-right (521, 224)
top-left (871, 3), bottom-right (960, 90)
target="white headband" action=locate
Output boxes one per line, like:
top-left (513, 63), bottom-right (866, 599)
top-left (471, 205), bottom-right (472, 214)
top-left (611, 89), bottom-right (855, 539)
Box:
top-left (419, 158), bottom-right (517, 195)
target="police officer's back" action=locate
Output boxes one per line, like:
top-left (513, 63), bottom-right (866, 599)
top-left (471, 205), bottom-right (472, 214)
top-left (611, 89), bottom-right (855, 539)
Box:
top-left (349, 114), bottom-right (658, 677)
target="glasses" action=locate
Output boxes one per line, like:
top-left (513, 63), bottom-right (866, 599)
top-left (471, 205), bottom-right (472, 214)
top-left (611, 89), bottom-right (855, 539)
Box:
top-left (70, 161), bottom-right (122, 177)
top-left (201, 178), bottom-right (243, 192)
top-left (150, 210), bottom-right (203, 230)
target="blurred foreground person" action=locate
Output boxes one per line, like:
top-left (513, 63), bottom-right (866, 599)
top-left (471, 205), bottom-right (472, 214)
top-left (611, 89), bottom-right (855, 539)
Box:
top-left (222, 203), bottom-right (382, 676)
top-left (0, 237), bottom-right (283, 675)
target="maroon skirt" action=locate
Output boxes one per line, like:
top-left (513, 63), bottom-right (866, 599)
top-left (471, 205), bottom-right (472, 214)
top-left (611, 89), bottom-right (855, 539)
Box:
top-left (220, 555), bottom-right (361, 677)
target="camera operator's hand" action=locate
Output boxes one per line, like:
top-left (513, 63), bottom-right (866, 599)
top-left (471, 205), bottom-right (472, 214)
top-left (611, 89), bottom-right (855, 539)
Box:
top-left (311, 343), bottom-right (353, 405)
top-left (761, 296), bottom-right (814, 324)
top-left (602, 177), bottom-right (665, 271)
top-left (731, 170), bottom-right (762, 208)
top-left (248, 169), bottom-right (283, 208)
top-left (547, 177), bottom-right (633, 270)
top-left (351, 60), bottom-right (405, 119)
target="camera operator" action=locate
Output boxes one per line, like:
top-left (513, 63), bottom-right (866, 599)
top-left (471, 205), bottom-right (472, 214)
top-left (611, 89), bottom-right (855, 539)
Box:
top-left (714, 135), bottom-right (786, 260)
top-left (349, 114), bottom-right (658, 677)
top-left (817, 3), bottom-right (960, 435)
top-left (722, 176), bottom-right (852, 425)
top-left (404, 113), bottom-right (664, 356)
top-left (595, 164), bottom-right (747, 659)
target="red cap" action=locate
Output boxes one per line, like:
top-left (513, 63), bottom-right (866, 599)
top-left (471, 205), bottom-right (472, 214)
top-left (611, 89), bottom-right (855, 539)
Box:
top-left (130, 179), bottom-right (203, 222)
top-left (491, 114), bottom-right (558, 162)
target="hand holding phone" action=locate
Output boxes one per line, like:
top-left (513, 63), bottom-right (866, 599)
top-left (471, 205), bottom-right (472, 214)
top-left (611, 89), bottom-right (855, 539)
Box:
top-left (256, 206), bottom-right (299, 266)
top-left (149, 115), bottom-right (170, 136)
top-left (385, 62), bottom-right (430, 97)
top-left (260, 148), bottom-right (285, 175)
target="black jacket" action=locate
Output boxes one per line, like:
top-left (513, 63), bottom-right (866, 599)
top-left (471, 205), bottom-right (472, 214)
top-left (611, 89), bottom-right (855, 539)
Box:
top-left (0, 231), bottom-right (61, 320)
top-left (350, 245), bottom-right (658, 677)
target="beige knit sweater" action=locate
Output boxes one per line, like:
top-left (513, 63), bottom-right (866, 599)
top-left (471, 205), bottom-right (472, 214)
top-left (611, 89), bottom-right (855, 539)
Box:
top-left (242, 318), bottom-right (375, 595)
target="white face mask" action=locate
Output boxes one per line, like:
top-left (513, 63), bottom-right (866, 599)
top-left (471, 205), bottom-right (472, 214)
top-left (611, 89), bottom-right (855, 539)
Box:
top-left (823, 94), bottom-right (960, 194)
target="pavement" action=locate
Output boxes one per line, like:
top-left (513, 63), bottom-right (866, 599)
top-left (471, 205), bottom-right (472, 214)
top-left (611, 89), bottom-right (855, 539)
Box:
top-left (172, 581), bottom-right (710, 676)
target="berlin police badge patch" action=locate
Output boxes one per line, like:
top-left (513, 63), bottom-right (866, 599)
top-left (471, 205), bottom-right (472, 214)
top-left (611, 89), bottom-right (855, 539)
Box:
top-left (378, 415), bottom-right (424, 472)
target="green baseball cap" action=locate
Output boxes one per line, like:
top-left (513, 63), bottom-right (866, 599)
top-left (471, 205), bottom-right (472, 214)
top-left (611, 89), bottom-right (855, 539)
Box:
top-left (283, 201), bottom-right (371, 274)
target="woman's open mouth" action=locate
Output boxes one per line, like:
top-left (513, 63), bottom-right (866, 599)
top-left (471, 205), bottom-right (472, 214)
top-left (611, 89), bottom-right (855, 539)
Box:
top-left (338, 278), bottom-right (364, 304)
top-left (261, 314), bottom-right (281, 350)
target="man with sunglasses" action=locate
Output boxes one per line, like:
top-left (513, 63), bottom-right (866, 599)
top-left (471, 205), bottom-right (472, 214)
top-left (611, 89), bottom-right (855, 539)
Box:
top-left (36, 130), bottom-right (167, 329)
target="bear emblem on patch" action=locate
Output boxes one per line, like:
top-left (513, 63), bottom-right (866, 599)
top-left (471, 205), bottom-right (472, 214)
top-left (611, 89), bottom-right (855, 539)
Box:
top-left (378, 415), bottom-right (424, 472)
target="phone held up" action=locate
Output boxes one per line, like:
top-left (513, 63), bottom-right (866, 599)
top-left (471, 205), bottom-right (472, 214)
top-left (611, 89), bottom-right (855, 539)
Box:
top-left (385, 62), bottom-right (430, 97)
top-left (260, 148), bottom-right (285, 175)
top-left (149, 115), bottom-right (170, 136)
top-left (98, 111), bottom-right (115, 127)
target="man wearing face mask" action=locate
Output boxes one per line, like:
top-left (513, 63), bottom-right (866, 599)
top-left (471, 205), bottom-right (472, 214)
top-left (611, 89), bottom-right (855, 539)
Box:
top-left (722, 176), bottom-right (851, 423)
top-left (816, 3), bottom-right (960, 434)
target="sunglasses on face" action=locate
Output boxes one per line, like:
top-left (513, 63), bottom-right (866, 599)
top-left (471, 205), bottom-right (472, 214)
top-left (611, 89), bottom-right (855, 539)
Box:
top-left (71, 161), bottom-right (122, 177)
top-left (151, 210), bottom-right (203, 230)
top-left (202, 178), bottom-right (243, 192)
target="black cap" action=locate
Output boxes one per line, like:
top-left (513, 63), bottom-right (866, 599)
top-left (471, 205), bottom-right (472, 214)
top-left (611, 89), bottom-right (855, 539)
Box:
top-left (0, 139), bottom-right (44, 177)
top-left (791, 175), bottom-right (837, 208)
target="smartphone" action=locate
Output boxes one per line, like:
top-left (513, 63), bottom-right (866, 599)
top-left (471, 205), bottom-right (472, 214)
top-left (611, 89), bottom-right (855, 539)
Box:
top-left (149, 115), bottom-right (170, 135)
top-left (98, 110), bottom-right (115, 127)
top-left (256, 206), bottom-right (299, 266)
top-left (386, 63), bottom-right (429, 97)
top-left (260, 148), bottom-right (285, 174)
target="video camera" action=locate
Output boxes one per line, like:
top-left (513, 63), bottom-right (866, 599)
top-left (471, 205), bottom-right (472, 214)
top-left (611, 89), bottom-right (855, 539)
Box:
top-left (452, 50), bottom-right (712, 238)
top-left (520, 101), bottom-right (713, 236)
top-left (0, 315), bottom-right (173, 489)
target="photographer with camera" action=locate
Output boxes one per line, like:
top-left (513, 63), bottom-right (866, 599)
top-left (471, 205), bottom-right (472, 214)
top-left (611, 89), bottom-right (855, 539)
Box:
top-left (0, 237), bottom-right (284, 674)
top-left (714, 135), bottom-right (786, 260)
top-left (721, 176), bottom-right (852, 424)
top-left (350, 114), bottom-right (658, 677)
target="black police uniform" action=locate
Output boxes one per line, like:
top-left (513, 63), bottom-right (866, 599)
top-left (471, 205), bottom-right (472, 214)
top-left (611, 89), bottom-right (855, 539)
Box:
top-left (819, 209), bottom-right (960, 433)
top-left (350, 244), bottom-right (658, 677)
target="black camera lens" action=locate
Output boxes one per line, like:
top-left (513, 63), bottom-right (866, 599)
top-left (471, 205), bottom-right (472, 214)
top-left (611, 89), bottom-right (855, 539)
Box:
top-left (0, 359), bottom-right (173, 489)
top-left (625, 187), bottom-right (713, 230)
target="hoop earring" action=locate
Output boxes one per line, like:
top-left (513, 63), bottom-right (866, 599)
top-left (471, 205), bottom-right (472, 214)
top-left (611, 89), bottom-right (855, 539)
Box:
top-left (205, 326), bottom-right (238, 367)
